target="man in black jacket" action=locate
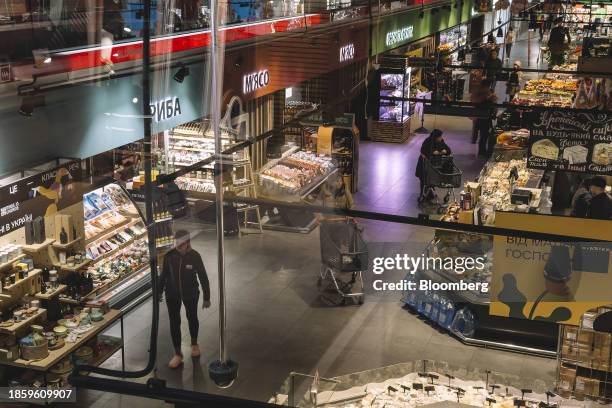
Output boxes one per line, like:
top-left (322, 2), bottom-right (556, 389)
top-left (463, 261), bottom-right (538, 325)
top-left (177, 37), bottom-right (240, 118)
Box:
top-left (159, 230), bottom-right (210, 368)
top-left (587, 177), bottom-right (611, 220)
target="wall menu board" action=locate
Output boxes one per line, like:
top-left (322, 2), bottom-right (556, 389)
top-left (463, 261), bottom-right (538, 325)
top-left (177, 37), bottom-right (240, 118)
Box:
top-left (527, 111), bottom-right (612, 176)
top-left (0, 160), bottom-right (83, 237)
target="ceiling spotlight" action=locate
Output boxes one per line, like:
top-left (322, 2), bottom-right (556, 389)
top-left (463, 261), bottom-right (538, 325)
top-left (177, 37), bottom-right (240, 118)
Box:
top-left (123, 26), bottom-right (132, 33)
top-left (132, 97), bottom-right (139, 104)
top-left (173, 64), bottom-right (190, 83)
top-left (43, 57), bottom-right (52, 64)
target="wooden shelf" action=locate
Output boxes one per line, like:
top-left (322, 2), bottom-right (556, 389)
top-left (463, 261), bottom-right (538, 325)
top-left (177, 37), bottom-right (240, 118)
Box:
top-left (2, 269), bottom-right (41, 292)
top-left (0, 307), bottom-right (46, 334)
top-left (35, 284), bottom-right (67, 300)
top-left (52, 236), bottom-right (82, 249)
top-left (0, 254), bottom-right (25, 272)
top-left (53, 258), bottom-right (91, 272)
top-left (4, 309), bottom-right (122, 371)
top-left (87, 232), bottom-right (145, 264)
top-left (22, 239), bottom-right (55, 252)
top-left (85, 217), bottom-right (130, 245)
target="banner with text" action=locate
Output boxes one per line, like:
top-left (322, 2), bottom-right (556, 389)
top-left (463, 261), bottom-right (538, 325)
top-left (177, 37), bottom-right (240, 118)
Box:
top-left (527, 111), bottom-right (612, 176)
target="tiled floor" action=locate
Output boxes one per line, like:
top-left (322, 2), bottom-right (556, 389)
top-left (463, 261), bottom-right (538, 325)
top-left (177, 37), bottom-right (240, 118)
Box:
top-left (74, 28), bottom-right (559, 408)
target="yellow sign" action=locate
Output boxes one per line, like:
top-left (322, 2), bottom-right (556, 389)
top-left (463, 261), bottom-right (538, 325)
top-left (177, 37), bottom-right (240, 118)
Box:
top-left (489, 212), bottom-right (612, 326)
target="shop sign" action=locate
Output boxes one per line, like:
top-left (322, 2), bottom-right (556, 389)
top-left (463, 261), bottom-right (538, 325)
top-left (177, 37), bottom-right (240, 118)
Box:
top-left (0, 64), bottom-right (11, 83)
top-left (243, 69), bottom-right (270, 94)
top-left (372, 0), bottom-right (475, 55)
top-left (150, 97), bottom-right (182, 123)
top-left (339, 43), bottom-right (355, 63)
top-left (527, 111), bottom-right (612, 176)
top-left (0, 160), bottom-right (83, 237)
top-left (385, 26), bottom-right (414, 47)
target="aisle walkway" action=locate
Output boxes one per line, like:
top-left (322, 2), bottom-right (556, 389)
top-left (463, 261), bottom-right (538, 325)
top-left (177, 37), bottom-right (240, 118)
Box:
top-left (353, 116), bottom-right (485, 217)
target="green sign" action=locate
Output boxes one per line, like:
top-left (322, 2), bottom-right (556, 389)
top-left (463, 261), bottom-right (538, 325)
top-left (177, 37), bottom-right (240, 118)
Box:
top-left (372, 0), bottom-right (476, 55)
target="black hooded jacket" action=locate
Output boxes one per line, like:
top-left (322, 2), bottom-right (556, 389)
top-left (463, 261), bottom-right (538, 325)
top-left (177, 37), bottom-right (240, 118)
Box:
top-left (159, 248), bottom-right (210, 301)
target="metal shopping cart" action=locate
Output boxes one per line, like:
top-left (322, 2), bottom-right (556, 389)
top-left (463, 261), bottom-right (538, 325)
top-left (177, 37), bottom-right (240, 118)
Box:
top-left (318, 218), bottom-right (368, 306)
top-left (419, 155), bottom-right (462, 214)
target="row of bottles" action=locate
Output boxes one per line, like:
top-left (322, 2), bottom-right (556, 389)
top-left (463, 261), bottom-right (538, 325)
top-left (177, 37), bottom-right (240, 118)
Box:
top-left (404, 289), bottom-right (474, 334)
top-left (155, 221), bottom-right (174, 249)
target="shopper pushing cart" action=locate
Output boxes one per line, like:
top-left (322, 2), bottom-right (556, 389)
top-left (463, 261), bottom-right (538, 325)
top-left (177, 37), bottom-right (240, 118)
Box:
top-left (415, 130), bottom-right (462, 212)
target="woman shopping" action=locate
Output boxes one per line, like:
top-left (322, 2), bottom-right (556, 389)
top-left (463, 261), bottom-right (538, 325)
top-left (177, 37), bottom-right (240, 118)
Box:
top-left (415, 129), bottom-right (452, 202)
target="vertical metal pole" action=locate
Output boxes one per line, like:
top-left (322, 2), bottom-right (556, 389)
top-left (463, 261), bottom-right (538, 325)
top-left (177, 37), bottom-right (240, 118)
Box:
top-left (210, 0), bottom-right (227, 364)
top-left (142, 0), bottom-right (160, 376)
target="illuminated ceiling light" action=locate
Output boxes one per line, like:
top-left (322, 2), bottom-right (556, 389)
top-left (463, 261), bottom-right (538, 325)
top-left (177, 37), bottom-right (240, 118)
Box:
top-left (132, 97), bottom-right (139, 104)
top-left (43, 57), bottom-right (52, 64)
top-left (124, 27), bottom-right (132, 33)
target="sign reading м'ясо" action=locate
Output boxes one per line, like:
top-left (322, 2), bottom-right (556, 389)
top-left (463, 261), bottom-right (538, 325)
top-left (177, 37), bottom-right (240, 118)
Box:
top-left (385, 26), bottom-right (414, 47)
top-left (243, 69), bottom-right (270, 94)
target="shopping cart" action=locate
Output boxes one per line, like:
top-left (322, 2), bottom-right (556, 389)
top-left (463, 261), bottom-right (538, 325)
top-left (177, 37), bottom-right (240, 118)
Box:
top-left (419, 155), bottom-right (462, 214)
top-left (318, 218), bottom-right (368, 306)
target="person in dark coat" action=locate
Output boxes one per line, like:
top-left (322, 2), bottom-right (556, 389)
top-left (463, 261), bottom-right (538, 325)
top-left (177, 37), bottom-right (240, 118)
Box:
top-left (587, 176), bottom-right (611, 220)
top-left (159, 230), bottom-right (211, 368)
top-left (415, 129), bottom-right (452, 201)
top-left (571, 178), bottom-right (592, 218)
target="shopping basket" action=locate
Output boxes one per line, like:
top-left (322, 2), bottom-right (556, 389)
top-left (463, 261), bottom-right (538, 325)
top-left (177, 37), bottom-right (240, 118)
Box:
top-left (420, 155), bottom-right (462, 213)
top-left (318, 219), bottom-right (368, 305)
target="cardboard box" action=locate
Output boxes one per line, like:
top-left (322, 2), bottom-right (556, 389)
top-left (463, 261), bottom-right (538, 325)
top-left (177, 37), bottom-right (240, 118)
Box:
top-left (562, 344), bottom-right (577, 360)
top-left (585, 378), bottom-right (599, 399)
top-left (577, 330), bottom-right (594, 346)
top-left (564, 326), bottom-right (578, 342)
top-left (574, 376), bottom-right (587, 400)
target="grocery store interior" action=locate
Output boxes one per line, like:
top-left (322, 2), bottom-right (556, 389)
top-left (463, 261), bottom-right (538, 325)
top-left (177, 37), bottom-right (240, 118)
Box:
top-left (0, 0), bottom-right (611, 406)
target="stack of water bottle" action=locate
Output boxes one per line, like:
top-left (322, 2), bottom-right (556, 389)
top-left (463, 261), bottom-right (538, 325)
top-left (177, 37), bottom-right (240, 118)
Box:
top-left (403, 275), bottom-right (476, 337)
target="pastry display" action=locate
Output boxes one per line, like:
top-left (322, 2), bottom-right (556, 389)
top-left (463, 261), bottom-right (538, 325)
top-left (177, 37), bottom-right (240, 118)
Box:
top-left (496, 128), bottom-right (529, 149)
top-left (259, 151), bottom-right (335, 195)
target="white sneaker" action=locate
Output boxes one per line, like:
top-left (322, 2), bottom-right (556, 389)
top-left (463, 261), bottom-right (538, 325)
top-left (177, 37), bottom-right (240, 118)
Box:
top-left (168, 354), bottom-right (183, 369)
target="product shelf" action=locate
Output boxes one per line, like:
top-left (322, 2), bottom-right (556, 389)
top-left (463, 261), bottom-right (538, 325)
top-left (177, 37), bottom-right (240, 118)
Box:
top-left (21, 239), bottom-right (56, 253)
top-left (0, 254), bottom-right (26, 272)
top-left (2, 269), bottom-right (42, 292)
top-left (84, 217), bottom-right (131, 245)
top-left (87, 231), bottom-right (146, 264)
top-left (52, 236), bottom-right (82, 250)
top-left (53, 258), bottom-right (91, 272)
top-left (3, 309), bottom-right (122, 371)
top-left (35, 284), bottom-right (67, 300)
top-left (0, 307), bottom-right (46, 334)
